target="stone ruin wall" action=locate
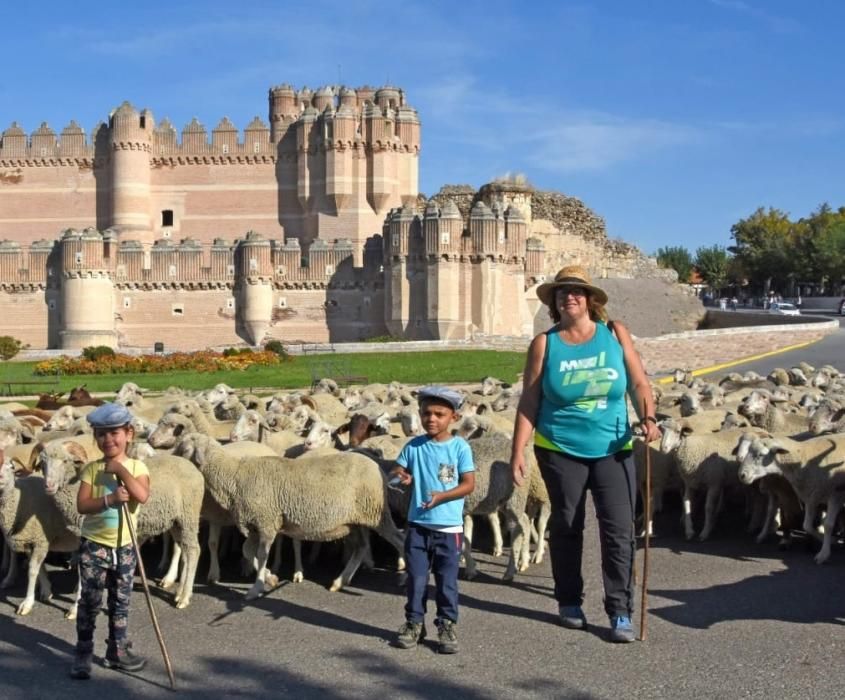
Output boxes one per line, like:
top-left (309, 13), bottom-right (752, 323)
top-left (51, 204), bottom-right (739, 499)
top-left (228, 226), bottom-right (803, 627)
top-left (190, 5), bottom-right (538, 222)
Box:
top-left (424, 184), bottom-right (677, 284)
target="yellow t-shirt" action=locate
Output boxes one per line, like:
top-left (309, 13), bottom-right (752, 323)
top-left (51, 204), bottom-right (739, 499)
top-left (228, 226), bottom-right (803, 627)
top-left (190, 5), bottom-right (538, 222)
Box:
top-left (80, 458), bottom-right (150, 548)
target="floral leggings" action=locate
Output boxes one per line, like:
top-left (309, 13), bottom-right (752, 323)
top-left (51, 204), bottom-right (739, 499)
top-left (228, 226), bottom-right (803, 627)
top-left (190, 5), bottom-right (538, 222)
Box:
top-left (76, 539), bottom-right (137, 648)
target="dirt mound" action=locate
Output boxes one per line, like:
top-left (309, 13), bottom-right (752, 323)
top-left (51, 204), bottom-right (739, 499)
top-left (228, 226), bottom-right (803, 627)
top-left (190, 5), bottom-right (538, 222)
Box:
top-left (602, 278), bottom-right (705, 338)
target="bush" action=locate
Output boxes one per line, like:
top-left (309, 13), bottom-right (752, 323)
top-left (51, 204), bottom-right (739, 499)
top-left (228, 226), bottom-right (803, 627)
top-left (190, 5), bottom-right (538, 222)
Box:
top-left (82, 345), bottom-right (116, 362)
top-left (263, 339), bottom-right (289, 358)
top-left (363, 335), bottom-right (403, 343)
top-left (222, 347), bottom-right (253, 357)
top-left (0, 336), bottom-right (25, 361)
top-left (33, 349), bottom-right (284, 376)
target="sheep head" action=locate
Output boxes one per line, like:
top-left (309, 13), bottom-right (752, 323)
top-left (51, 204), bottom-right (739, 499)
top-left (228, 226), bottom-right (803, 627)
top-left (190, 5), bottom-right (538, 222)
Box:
top-left (43, 405), bottom-right (76, 432)
top-left (40, 441), bottom-right (88, 495)
top-left (230, 410), bottom-right (263, 442)
top-left (149, 413), bottom-right (194, 449)
top-left (737, 437), bottom-right (788, 485)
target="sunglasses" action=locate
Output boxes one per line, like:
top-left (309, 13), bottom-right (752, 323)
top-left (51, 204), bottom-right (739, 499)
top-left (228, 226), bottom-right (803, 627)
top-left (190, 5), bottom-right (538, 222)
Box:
top-left (555, 286), bottom-right (588, 298)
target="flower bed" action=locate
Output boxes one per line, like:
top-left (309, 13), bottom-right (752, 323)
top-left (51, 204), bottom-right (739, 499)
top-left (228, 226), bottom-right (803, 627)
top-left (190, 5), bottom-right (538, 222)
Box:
top-left (33, 349), bottom-right (291, 376)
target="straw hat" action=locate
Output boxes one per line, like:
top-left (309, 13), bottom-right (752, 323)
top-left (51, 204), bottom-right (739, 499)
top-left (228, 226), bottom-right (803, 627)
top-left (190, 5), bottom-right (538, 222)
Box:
top-left (536, 265), bottom-right (608, 306)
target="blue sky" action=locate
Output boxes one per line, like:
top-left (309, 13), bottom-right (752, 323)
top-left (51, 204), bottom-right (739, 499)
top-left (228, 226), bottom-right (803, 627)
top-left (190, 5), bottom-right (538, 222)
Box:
top-left (1, 0), bottom-right (841, 256)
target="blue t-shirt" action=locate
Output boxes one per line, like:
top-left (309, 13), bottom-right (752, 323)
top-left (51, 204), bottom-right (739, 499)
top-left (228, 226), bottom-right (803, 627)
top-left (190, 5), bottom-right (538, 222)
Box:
top-left (535, 322), bottom-right (632, 458)
top-left (396, 435), bottom-right (475, 528)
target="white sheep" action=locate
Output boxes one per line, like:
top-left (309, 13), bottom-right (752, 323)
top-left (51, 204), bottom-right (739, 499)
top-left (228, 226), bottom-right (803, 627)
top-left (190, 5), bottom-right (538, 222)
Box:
top-left (174, 432), bottom-right (405, 599)
top-left (809, 399), bottom-right (845, 435)
top-left (738, 434), bottom-right (845, 563)
top-left (659, 420), bottom-right (762, 541)
top-left (461, 433), bottom-right (532, 581)
top-left (738, 390), bottom-right (810, 436)
top-left (0, 458), bottom-right (80, 616)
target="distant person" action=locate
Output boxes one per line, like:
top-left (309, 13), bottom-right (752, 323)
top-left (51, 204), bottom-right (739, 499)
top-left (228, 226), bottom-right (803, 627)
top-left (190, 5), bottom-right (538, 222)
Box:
top-left (730, 297), bottom-right (738, 311)
top-left (391, 386), bottom-right (475, 654)
top-left (719, 297), bottom-right (727, 310)
top-left (510, 265), bottom-right (661, 643)
top-left (797, 294), bottom-right (802, 311)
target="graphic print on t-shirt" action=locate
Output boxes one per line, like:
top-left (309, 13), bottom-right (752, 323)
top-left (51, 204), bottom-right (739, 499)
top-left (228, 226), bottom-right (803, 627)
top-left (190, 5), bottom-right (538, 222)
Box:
top-left (559, 351), bottom-right (620, 412)
top-left (438, 463), bottom-right (457, 485)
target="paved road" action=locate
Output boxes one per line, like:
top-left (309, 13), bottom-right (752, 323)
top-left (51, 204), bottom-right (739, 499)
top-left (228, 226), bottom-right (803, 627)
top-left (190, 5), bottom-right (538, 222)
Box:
top-left (702, 314), bottom-right (845, 378)
top-left (2, 320), bottom-right (845, 699)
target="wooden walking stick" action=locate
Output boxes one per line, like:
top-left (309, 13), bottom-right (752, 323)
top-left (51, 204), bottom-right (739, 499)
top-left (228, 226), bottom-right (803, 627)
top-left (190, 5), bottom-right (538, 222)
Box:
top-left (638, 400), bottom-right (652, 642)
top-left (122, 502), bottom-right (176, 689)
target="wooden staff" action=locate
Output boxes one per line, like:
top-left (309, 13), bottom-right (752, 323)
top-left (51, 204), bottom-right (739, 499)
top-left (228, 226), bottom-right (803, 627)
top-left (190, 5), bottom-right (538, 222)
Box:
top-left (122, 502), bottom-right (176, 689)
top-left (639, 399), bottom-right (652, 642)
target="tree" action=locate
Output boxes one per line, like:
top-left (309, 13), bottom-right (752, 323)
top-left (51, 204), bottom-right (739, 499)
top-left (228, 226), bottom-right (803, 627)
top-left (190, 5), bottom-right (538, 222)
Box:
top-left (0, 336), bottom-right (24, 361)
top-left (695, 245), bottom-right (730, 294)
top-left (655, 246), bottom-right (694, 283)
top-left (729, 207), bottom-right (794, 294)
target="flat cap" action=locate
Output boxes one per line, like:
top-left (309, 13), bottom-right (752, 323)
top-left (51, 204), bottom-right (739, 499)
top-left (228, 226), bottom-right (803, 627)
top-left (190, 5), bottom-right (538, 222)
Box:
top-left (417, 385), bottom-right (464, 411)
top-left (86, 402), bottom-right (133, 429)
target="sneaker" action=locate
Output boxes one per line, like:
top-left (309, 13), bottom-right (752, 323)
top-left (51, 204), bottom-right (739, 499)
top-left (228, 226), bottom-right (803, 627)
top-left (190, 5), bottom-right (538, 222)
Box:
top-left (395, 621), bottom-right (426, 649)
top-left (104, 639), bottom-right (147, 672)
top-left (558, 605), bottom-right (588, 630)
top-left (609, 615), bottom-right (636, 643)
top-left (69, 645), bottom-right (93, 680)
top-left (436, 619), bottom-right (458, 654)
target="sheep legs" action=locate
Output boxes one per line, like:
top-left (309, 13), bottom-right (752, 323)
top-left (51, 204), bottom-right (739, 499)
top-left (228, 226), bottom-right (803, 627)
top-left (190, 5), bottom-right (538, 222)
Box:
top-left (269, 535), bottom-right (305, 584)
top-left (531, 502), bottom-right (551, 564)
top-left (815, 492), bottom-right (845, 564)
top-left (488, 513), bottom-right (504, 557)
top-left (244, 532), bottom-right (277, 600)
top-left (206, 522), bottom-right (223, 584)
top-left (17, 545), bottom-right (49, 616)
top-left (503, 511), bottom-right (531, 581)
top-left (329, 528), bottom-right (369, 592)
top-left (159, 540), bottom-right (182, 590)
top-left (682, 484), bottom-right (695, 540)
top-left (698, 486), bottom-right (723, 541)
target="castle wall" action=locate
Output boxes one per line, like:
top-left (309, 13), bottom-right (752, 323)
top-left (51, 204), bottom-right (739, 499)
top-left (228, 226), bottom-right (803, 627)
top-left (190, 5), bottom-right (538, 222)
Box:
top-left (0, 289), bottom-right (53, 348)
top-left (0, 164), bottom-right (98, 245)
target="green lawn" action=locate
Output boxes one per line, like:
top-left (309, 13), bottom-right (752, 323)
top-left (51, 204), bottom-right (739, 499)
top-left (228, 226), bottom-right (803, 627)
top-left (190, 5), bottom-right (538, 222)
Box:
top-left (1, 349), bottom-right (526, 397)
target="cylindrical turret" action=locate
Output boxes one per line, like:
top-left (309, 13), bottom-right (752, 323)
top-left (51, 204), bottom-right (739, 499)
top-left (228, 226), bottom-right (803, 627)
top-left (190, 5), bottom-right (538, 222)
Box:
top-left (296, 106), bottom-right (318, 211)
top-left (59, 229), bottom-right (116, 349)
top-left (109, 102), bottom-right (153, 242)
top-left (269, 84), bottom-right (298, 143)
top-left (235, 231), bottom-right (274, 345)
top-left (469, 201), bottom-right (498, 257)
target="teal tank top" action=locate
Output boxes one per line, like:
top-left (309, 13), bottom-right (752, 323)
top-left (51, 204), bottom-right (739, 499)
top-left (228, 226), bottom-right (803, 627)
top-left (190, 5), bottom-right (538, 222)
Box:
top-left (534, 322), bottom-right (633, 458)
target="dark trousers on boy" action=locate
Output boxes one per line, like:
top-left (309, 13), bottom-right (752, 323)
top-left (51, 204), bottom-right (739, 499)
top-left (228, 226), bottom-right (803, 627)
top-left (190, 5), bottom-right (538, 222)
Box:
top-left (404, 523), bottom-right (462, 623)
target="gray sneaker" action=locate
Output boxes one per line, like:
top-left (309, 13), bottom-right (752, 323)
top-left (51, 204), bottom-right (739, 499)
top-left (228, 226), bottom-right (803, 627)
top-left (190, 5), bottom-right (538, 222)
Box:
top-left (436, 619), bottom-right (458, 654)
top-left (104, 639), bottom-right (146, 672)
top-left (609, 615), bottom-right (636, 643)
top-left (559, 605), bottom-right (588, 630)
top-left (395, 621), bottom-right (426, 649)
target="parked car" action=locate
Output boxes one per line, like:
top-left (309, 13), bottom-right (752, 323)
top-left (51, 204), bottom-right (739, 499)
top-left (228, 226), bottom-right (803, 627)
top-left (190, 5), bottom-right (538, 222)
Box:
top-left (840, 298), bottom-right (845, 316)
top-left (769, 302), bottom-right (801, 316)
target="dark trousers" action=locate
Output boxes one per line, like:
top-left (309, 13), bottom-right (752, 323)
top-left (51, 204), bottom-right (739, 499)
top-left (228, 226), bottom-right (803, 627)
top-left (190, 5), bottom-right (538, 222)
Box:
top-left (535, 446), bottom-right (636, 618)
top-left (76, 539), bottom-right (137, 650)
top-left (404, 523), bottom-right (462, 624)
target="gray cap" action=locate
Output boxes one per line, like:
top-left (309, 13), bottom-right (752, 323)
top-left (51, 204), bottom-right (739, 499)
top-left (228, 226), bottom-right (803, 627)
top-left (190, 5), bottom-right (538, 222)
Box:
top-left (87, 402), bottom-right (133, 429)
top-left (417, 385), bottom-right (464, 411)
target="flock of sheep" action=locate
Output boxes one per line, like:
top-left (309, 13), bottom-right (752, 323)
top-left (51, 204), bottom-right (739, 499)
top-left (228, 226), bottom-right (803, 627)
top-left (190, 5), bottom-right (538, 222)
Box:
top-left (0, 362), bottom-right (843, 625)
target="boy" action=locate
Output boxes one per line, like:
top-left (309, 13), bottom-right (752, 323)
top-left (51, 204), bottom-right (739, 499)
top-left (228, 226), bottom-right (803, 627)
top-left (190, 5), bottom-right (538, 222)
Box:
top-left (391, 385), bottom-right (475, 654)
top-left (71, 403), bottom-right (150, 680)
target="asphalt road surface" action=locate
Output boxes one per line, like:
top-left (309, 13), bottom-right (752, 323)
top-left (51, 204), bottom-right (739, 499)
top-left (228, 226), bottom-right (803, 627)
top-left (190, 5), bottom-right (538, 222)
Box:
top-left (2, 320), bottom-right (844, 699)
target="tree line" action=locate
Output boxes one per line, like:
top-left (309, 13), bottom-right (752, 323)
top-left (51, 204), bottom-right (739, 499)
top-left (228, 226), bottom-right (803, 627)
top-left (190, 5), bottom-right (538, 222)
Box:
top-left (655, 204), bottom-right (845, 298)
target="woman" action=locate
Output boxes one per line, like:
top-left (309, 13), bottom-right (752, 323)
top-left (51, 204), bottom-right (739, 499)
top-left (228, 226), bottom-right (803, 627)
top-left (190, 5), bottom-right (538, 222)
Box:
top-left (511, 265), bottom-right (661, 643)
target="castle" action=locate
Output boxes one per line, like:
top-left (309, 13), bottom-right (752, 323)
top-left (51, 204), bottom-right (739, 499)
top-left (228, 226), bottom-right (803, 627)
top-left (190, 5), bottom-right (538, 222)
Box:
top-left (0, 84), bottom-right (666, 351)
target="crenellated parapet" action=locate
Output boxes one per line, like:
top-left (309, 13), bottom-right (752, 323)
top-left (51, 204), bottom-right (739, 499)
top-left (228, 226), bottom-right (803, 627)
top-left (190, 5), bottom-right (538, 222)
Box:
top-left (382, 200), bottom-right (528, 265)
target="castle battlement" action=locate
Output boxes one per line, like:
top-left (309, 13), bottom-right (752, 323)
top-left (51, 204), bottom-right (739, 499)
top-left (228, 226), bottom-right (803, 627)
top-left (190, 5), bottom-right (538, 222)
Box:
top-left (0, 85), bottom-right (420, 165)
